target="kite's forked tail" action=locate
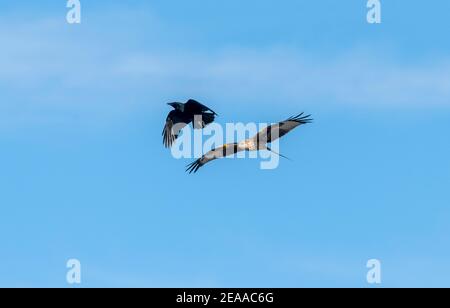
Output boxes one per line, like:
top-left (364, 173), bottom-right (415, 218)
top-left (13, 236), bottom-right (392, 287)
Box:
top-left (266, 146), bottom-right (292, 161)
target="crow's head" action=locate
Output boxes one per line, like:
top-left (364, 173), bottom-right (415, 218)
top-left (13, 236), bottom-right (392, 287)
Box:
top-left (168, 102), bottom-right (185, 112)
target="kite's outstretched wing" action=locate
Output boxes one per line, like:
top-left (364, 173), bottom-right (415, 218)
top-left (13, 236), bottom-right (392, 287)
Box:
top-left (186, 143), bottom-right (242, 174)
top-left (253, 113), bottom-right (312, 145)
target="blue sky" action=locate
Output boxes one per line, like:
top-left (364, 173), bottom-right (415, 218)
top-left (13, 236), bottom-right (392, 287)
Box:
top-left (1, 0), bottom-right (450, 287)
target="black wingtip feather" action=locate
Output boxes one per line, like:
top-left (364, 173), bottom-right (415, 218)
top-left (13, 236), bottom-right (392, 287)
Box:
top-left (186, 160), bottom-right (202, 174)
top-left (288, 113), bottom-right (313, 124)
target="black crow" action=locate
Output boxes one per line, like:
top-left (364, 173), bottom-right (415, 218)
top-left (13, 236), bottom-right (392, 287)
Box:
top-left (163, 99), bottom-right (218, 148)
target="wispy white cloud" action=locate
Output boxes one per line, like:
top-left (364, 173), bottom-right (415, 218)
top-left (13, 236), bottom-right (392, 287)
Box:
top-left (1, 11), bottom-right (450, 130)
top-left (117, 48), bottom-right (450, 108)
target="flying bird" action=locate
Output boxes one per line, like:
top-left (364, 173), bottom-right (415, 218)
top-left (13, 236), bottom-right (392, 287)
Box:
top-left (163, 99), bottom-right (218, 148)
top-left (186, 113), bottom-right (312, 174)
